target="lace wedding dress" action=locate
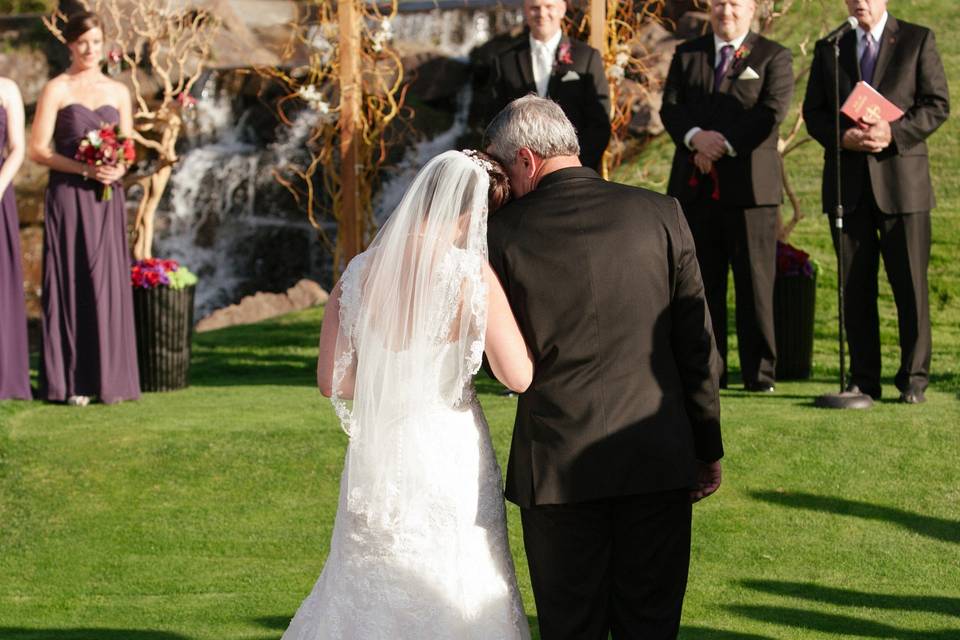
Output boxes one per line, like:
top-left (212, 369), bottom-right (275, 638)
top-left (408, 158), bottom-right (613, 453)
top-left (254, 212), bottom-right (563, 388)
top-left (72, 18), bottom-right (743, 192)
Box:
top-left (281, 151), bottom-right (530, 640)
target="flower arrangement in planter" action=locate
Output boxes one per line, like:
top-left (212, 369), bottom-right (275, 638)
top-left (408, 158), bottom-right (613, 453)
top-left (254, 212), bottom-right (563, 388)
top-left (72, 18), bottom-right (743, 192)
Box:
top-left (773, 241), bottom-right (818, 380)
top-left (131, 258), bottom-right (198, 290)
top-left (776, 241), bottom-right (818, 279)
top-left (130, 259), bottom-right (199, 392)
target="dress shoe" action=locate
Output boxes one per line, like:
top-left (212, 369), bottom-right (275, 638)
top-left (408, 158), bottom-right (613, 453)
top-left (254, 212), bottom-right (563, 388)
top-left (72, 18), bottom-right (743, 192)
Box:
top-left (66, 395), bottom-right (90, 407)
top-left (899, 388), bottom-right (926, 404)
top-left (845, 384), bottom-right (881, 400)
top-left (744, 382), bottom-right (775, 393)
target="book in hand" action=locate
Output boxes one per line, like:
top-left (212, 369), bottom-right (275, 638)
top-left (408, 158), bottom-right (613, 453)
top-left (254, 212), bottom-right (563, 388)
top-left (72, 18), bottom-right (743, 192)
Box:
top-left (841, 81), bottom-right (904, 123)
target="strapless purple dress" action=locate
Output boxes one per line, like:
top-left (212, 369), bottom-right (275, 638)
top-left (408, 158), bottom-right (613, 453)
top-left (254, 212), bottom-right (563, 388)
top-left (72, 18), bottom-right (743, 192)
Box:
top-left (39, 104), bottom-right (140, 403)
top-left (0, 105), bottom-right (31, 400)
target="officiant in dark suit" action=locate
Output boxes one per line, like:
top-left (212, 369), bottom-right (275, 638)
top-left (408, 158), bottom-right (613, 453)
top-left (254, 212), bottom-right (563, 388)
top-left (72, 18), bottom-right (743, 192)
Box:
top-left (490, 0), bottom-right (611, 171)
top-left (802, 0), bottom-right (949, 404)
top-left (660, 0), bottom-right (793, 392)
top-left (485, 95), bottom-right (723, 640)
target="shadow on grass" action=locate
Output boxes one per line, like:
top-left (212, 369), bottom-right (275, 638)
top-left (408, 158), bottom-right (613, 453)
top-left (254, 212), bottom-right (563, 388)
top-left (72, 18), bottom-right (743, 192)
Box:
top-left (0, 629), bottom-right (191, 640)
top-left (741, 580), bottom-right (960, 618)
top-left (726, 605), bottom-right (960, 639)
top-left (680, 627), bottom-right (775, 639)
top-left (750, 490), bottom-right (960, 544)
top-left (189, 319), bottom-right (320, 387)
top-left (253, 616), bottom-right (289, 629)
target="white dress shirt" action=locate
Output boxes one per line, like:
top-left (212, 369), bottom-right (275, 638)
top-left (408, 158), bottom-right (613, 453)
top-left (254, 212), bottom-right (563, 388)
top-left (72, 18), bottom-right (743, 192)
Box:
top-left (683, 31), bottom-right (750, 157)
top-left (856, 11), bottom-right (888, 61)
top-left (530, 30), bottom-right (563, 98)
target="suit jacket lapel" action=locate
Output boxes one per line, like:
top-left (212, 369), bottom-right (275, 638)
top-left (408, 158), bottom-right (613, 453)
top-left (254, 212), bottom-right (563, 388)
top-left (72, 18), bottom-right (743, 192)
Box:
top-left (517, 40), bottom-right (535, 92)
top-left (871, 14), bottom-right (900, 89)
top-left (839, 29), bottom-right (859, 87)
top-left (720, 31), bottom-right (758, 93)
top-left (546, 35), bottom-right (571, 97)
top-left (701, 36), bottom-right (716, 94)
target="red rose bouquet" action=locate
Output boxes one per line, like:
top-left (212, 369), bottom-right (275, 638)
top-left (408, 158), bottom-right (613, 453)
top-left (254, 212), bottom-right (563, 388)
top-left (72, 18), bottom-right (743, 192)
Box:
top-left (75, 122), bottom-right (136, 201)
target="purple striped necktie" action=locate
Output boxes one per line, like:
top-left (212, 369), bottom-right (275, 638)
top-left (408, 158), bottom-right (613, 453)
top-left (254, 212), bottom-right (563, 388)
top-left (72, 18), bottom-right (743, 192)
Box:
top-left (715, 44), bottom-right (734, 90)
top-left (860, 33), bottom-right (878, 84)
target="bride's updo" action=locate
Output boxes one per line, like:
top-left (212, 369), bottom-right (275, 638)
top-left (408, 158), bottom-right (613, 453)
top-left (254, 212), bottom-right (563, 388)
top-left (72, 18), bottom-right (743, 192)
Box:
top-left (462, 149), bottom-right (511, 213)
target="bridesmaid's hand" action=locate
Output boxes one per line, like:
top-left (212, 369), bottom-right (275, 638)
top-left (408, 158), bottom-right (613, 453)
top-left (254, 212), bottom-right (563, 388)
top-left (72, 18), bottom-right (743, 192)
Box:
top-left (94, 164), bottom-right (126, 185)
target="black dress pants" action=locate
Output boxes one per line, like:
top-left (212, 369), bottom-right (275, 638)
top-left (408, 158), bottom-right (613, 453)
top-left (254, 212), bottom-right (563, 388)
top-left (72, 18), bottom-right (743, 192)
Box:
top-left (829, 189), bottom-right (932, 396)
top-left (520, 490), bottom-right (692, 640)
top-left (683, 200), bottom-right (778, 387)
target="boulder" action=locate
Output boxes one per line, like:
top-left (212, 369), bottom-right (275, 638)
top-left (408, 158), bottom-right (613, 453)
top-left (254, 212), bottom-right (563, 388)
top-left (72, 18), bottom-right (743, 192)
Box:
top-left (195, 278), bottom-right (328, 332)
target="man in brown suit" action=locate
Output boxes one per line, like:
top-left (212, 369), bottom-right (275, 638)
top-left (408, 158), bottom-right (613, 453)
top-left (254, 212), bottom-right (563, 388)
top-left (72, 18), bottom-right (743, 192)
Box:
top-left (803, 0), bottom-right (949, 403)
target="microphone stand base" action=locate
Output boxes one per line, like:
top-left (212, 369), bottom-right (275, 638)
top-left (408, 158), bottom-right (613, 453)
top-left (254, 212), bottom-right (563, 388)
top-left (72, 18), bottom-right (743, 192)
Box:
top-left (814, 390), bottom-right (874, 410)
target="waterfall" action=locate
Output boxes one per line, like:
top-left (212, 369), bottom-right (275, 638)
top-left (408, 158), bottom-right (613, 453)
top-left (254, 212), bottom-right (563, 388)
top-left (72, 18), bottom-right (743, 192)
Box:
top-left (152, 3), bottom-right (522, 318)
top-left (154, 94), bottom-right (328, 318)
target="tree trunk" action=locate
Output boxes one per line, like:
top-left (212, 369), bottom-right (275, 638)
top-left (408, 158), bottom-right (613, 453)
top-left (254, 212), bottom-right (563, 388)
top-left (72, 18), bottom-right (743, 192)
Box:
top-left (132, 166), bottom-right (172, 260)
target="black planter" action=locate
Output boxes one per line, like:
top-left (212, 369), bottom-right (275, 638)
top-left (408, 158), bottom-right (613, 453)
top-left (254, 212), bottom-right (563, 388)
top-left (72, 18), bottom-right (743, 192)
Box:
top-left (773, 273), bottom-right (816, 380)
top-left (132, 285), bottom-right (196, 392)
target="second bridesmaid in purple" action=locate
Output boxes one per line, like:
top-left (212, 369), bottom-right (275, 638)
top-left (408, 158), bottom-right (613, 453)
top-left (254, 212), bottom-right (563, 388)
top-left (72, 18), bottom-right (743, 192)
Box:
top-left (28, 11), bottom-right (140, 406)
top-left (0, 77), bottom-right (31, 401)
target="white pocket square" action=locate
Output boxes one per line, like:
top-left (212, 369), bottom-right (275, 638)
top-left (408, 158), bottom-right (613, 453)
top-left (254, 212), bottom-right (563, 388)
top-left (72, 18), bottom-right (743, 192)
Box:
top-left (560, 70), bottom-right (580, 82)
top-left (739, 66), bottom-right (760, 80)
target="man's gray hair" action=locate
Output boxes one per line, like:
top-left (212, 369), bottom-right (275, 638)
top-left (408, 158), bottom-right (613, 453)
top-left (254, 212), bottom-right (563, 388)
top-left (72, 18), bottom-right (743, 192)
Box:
top-left (485, 94), bottom-right (580, 163)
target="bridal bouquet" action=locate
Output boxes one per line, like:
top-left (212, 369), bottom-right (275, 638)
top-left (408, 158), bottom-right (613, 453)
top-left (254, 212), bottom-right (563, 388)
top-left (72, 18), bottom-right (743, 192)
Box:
top-left (75, 123), bottom-right (136, 201)
top-left (131, 258), bottom-right (198, 290)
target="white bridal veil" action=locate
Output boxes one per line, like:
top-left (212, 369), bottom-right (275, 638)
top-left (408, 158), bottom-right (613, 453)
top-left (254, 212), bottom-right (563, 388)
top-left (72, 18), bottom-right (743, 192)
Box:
top-left (330, 150), bottom-right (491, 527)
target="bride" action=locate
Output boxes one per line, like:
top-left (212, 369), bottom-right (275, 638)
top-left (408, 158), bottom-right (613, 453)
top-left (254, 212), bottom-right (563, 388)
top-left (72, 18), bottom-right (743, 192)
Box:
top-left (281, 150), bottom-right (533, 639)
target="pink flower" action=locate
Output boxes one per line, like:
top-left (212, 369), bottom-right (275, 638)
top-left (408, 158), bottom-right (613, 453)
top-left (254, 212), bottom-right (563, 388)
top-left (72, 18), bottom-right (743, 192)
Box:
top-left (557, 42), bottom-right (573, 66)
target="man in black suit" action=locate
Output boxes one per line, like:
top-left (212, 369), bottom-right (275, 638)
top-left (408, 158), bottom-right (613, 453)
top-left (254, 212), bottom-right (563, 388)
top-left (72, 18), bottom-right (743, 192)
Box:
top-left (491, 0), bottom-right (611, 171)
top-left (660, 0), bottom-right (794, 392)
top-left (485, 95), bottom-right (723, 640)
top-left (803, 0), bottom-right (948, 404)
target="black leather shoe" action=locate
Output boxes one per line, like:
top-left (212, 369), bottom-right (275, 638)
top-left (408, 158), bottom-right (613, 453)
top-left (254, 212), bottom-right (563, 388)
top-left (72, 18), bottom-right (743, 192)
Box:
top-left (899, 388), bottom-right (926, 404)
top-left (846, 383), bottom-right (881, 401)
top-left (744, 382), bottom-right (775, 393)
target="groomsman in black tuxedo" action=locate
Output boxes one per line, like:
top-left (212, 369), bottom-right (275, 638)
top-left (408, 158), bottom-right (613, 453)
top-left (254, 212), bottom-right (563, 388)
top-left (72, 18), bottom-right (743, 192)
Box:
top-left (485, 95), bottom-right (723, 640)
top-left (660, 0), bottom-right (793, 392)
top-left (491, 0), bottom-right (611, 171)
top-left (803, 0), bottom-right (949, 404)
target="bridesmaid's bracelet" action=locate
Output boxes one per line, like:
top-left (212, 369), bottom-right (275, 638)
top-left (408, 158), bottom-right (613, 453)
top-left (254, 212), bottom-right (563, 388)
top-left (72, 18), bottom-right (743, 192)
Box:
top-left (80, 167), bottom-right (89, 181)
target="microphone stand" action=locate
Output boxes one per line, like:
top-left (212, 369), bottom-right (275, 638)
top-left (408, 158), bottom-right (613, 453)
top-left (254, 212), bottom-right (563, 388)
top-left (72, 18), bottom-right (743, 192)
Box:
top-left (815, 36), bottom-right (873, 409)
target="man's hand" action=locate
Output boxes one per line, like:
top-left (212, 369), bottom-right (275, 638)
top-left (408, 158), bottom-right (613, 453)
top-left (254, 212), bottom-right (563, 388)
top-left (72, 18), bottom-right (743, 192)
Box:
top-left (842, 118), bottom-right (891, 153)
top-left (690, 460), bottom-right (722, 503)
top-left (860, 114), bottom-right (892, 152)
top-left (691, 130), bottom-right (729, 162)
top-left (693, 152), bottom-right (713, 175)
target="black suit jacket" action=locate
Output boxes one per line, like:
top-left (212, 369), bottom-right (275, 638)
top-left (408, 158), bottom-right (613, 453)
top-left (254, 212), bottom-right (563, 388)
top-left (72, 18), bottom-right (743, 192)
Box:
top-left (661, 32), bottom-right (794, 207)
top-left (492, 33), bottom-right (611, 170)
top-left (802, 15), bottom-right (949, 214)
top-left (487, 168), bottom-right (724, 508)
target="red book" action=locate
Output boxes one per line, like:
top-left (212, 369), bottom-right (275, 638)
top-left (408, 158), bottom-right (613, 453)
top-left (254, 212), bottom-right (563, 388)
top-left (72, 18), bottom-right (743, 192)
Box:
top-left (841, 81), bottom-right (904, 123)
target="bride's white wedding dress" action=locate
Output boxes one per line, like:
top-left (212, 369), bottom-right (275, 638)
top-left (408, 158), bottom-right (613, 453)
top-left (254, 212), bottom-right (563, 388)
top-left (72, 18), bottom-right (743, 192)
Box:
top-left (282, 151), bottom-right (530, 640)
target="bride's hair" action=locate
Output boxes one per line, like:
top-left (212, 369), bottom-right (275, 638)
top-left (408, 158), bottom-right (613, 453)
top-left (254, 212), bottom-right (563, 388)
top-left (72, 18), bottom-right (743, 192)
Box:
top-left (462, 149), bottom-right (511, 212)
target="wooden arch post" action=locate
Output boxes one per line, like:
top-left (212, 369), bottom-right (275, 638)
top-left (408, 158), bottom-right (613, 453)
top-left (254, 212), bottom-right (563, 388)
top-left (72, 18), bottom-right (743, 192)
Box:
top-left (588, 0), bottom-right (609, 178)
top-left (339, 0), bottom-right (362, 269)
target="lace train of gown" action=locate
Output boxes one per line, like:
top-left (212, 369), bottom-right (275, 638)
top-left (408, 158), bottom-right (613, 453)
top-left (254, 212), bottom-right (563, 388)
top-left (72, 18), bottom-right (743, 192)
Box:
top-left (281, 397), bottom-right (530, 639)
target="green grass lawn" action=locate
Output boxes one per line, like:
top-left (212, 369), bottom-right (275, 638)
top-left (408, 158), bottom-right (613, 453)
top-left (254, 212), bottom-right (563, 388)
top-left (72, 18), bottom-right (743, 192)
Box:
top-left (3, 1), bottom-right (960, 638)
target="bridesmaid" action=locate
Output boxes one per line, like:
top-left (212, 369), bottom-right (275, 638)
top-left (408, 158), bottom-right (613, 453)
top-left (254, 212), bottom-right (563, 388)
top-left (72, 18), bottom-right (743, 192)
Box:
top-left (0, 77), bottom-right (31, 401)
top-left (28, 11), bottom-right (140, 405)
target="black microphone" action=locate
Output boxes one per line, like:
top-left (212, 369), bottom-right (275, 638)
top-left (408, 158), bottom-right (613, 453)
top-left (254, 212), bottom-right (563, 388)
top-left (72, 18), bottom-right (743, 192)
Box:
top-left (823, 16), bottom-right (859, 43)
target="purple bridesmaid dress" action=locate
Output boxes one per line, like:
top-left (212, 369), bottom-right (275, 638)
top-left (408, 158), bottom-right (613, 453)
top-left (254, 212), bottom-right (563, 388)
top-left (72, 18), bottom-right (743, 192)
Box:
top-left (39, 104), bottom-right (140, 403)
top-left (0, 105), bottom-right (31, 400)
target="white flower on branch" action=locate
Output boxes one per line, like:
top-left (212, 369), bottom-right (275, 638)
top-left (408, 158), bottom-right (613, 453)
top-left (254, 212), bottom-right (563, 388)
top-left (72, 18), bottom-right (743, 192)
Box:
top-left (298, 85), bottom-right (337, 124)
top-left (370, 19), bottom-right (393, 53)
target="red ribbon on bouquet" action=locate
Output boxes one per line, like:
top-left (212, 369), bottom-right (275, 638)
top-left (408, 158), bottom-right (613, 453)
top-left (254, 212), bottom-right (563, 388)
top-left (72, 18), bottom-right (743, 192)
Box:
top-left (687, 156), bottom-right (720, 201)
